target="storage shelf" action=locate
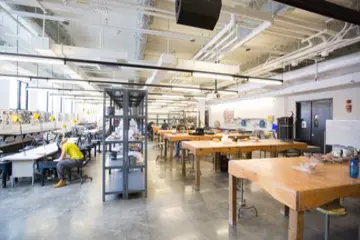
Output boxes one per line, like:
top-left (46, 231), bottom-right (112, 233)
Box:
top-left (129, 164), bottom-right (145, 169)
top-left (104, 139), bottom-right (123, 144)
top-left (129, 140), bottom-right (145, 144)
top-left (128, 170), bottom-right (145, 192)
top-left (102, 88), bottom-right (147, 201)
top-left (105, 115), bottom-right (123, 119)
top-left (129, 115), bottom-right (146, 120)
top-left (105, 156), bottom-right (124, 169)
top-left (104, 170), bottom-right (124, 194)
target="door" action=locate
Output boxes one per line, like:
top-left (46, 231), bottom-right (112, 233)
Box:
top-left (311, 99), bottom-right (333, 153)
top-left (296, 101), bottom-right (312, 143)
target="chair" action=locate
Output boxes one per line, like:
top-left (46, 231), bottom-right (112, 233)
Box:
top-left (316, 200), bottom-right (347, 240)
top-left (68, 149), bottom-right (93, 184)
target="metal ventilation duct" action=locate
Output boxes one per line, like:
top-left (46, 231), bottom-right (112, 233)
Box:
top-left (134, 0), bottom-right (154, 60)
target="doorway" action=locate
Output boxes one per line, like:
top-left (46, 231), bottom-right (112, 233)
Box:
top-left (296, 99), bottom-right (333, 153)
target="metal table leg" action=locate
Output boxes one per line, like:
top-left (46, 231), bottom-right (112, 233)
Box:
top-left (237, 178), bottom-right (258, 219)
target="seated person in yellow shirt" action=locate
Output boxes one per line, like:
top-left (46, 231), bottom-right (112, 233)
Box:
top-left (54, 138), bottom-right (84, 188)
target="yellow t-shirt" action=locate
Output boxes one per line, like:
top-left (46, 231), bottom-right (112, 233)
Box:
top-left (63, 142), bottom-right (84, 160)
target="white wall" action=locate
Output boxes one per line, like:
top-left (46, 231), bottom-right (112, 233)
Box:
top-left (209, 97), bottom-right (285, 130)
top-left (286, 86), bottom-right (360, 120)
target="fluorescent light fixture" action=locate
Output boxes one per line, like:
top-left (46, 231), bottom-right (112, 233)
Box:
top-left (49, 79), bottom-right (89, 85)
top-left (161, 95), bottom-right (184, 98)
top-left (27, 87), bottom-right (102, 95)
top-left (0, 54), bottom-right (64, 65)
top-left (248, 78), bottom-right (283, 85)
top-left (218, 90), bottom-right (238, 95)
top-left (65, 97), bottom-right (105, 100)
top-left (169, 103), bottom-right (188, 106)
top-left (194, 97), bottom-right (209, 100)
top-left (0, 76), bottom-right (30, 83)
top-left (151, 100), bottom-right (174, 103)
top-left (172, 87), bottom-right (201, 93)
top-left (193, 72), bottom-right (234, 81)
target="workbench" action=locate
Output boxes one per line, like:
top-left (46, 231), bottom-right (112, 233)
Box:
top-left (228, 157), bottom-right (360, 240)
top-left (181, 139), bottom-right (308, 190)
top-left (0, 142), bottom-right (59, 186)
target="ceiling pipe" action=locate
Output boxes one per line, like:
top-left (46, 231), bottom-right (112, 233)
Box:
top-left (0, 52), bottom-right (283, 83)
top-left (217, 21), bottom-right (272, 60)
top-left (0, 73), bottom-right (238, 93)
top-left (192, 14), bottom-right (236, 61)
top-left (246, 30), bottom-right (360, 77)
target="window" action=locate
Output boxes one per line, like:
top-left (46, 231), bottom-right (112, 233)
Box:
top-left (9, 80), bottom-right (19, 109)
top-left (38, 90), bottom-right (47, 112)
top-left (9, 80), bottom-right (28, 110)
top-left (20, 82), bottom-right (28, 110)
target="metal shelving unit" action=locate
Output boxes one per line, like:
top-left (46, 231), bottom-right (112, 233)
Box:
top-left (102, 88), bottom-right (148, 201)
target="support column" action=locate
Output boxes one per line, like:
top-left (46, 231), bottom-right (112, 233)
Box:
top-left (197, 100), bottom-right (205, 128)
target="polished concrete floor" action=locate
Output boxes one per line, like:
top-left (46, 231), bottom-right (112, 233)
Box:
top-left (0, 143), bottom-right (359, 240)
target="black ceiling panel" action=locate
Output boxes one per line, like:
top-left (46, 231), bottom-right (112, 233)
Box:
top-left (273, 0), bottom-right (360, 25)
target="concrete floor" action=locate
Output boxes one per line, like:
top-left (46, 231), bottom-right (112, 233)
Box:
top-left (0, 143), bottom-right (359, 240)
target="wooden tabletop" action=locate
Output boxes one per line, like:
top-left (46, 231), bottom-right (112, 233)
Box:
top-left (229, 157), bottom-right (360, 211)
top-left (164, 133), bottom-right (249, 142)
top-left (228, 157), bottom-right (360, 239)
top-left (182, 139), bottom-right (308, 156)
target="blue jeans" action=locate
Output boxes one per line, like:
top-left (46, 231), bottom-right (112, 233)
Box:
top-left (175, 141), bottom-right (181, 157)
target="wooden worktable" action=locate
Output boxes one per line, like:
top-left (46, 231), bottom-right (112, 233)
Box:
top-left (181, 140), bottom-right (308, 190)
top-left (164, 133), bottom-right (250, 162)
top-left (228, 157), bottom-right (360, 239)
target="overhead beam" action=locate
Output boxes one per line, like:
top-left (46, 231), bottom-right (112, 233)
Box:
top-left (0, 52), bottom-right (283, 84)
top-left (0, 73), bottom-right (238, 93)
top-left (273, 0), bottom-right (360, 26)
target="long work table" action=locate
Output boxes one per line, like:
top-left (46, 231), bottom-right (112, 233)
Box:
top-left (181, 139), bottom-right (308, 190)
top-left (0, 138), bottom-right (78, 187)
top-left (228, 157), bottom-right (360, 239)
top-left (0, 142), bottom-right (59, 186)
top-left (164, 133), bottom-right (250, 162)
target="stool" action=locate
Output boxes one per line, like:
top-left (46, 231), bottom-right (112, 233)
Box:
top-left (316, 200), bottom-right (347, 240)
top-left (153, 134), bottom-right (160, 149)
top-left (156, 142), bottom-right (165, 162)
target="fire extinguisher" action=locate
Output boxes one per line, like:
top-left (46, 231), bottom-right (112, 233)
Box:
top-left (346, 100), bottom-right (352, 113)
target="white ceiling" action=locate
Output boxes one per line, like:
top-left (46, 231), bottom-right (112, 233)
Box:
top-left (0, 0), bottom-right (360, 107)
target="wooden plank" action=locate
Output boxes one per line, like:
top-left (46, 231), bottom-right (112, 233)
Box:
top-left (229, 174), bottom-right (237, 226)
top-left (288, 209), bottom-right (304, 240)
